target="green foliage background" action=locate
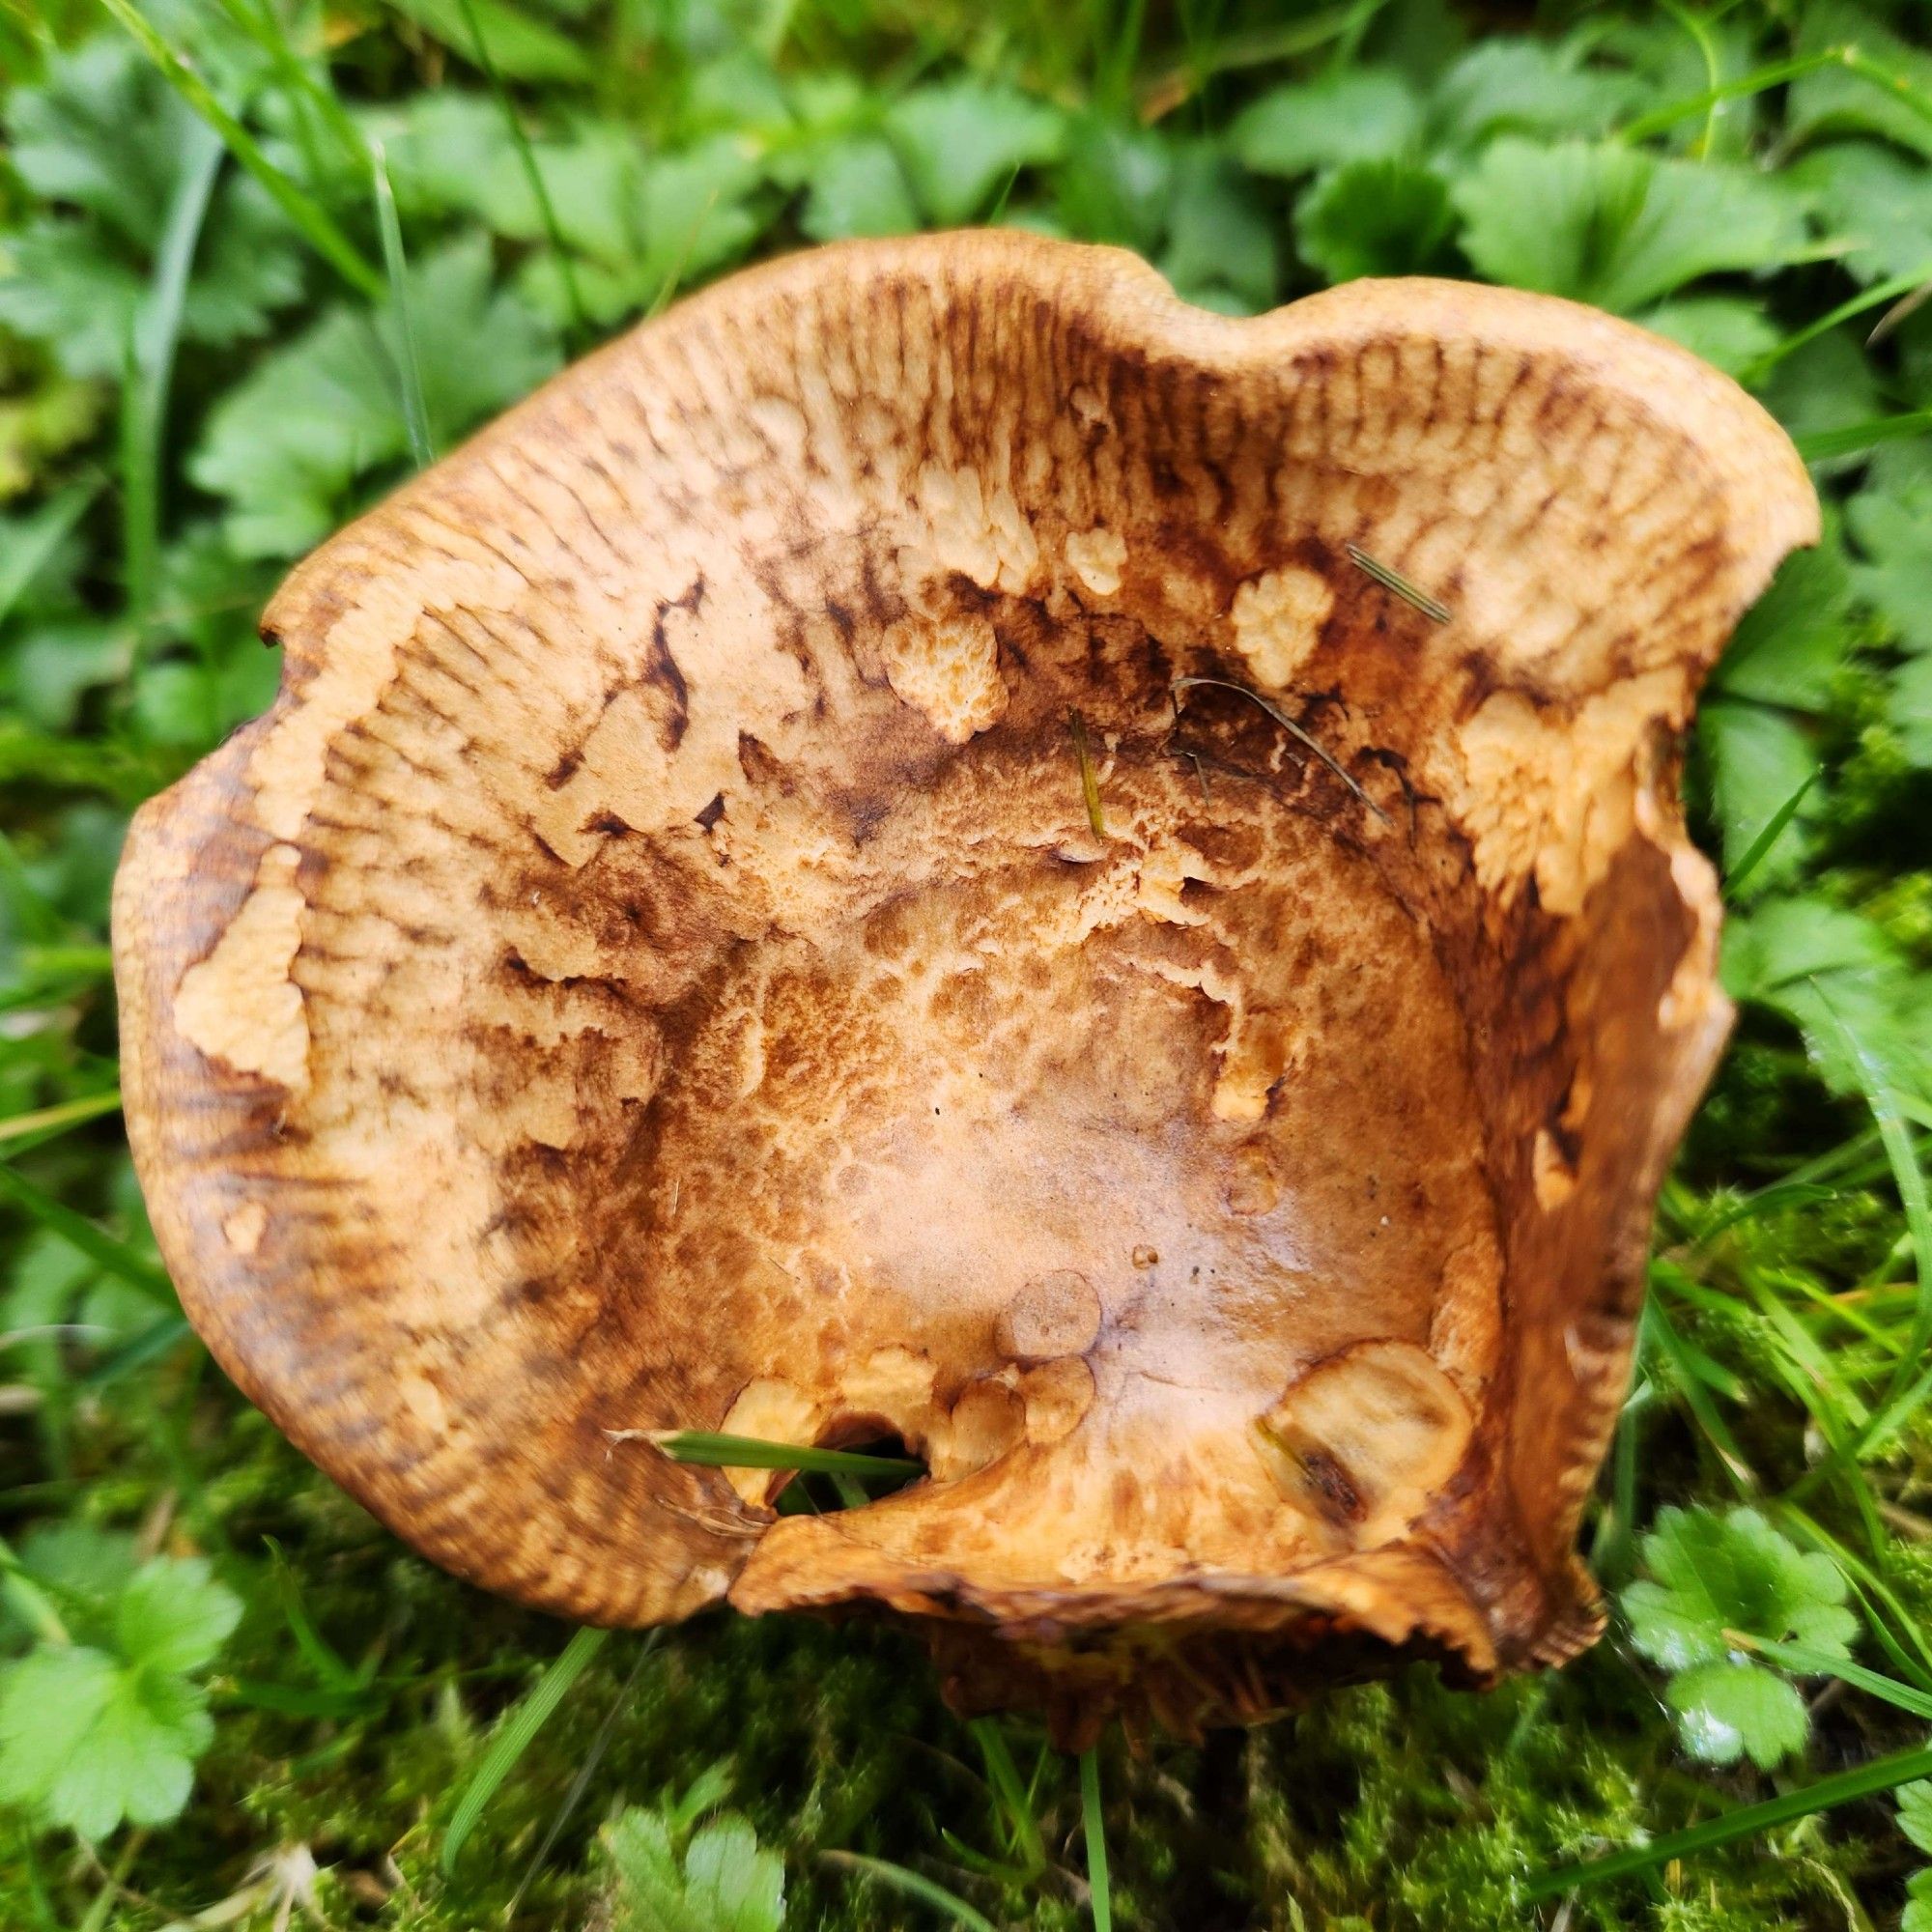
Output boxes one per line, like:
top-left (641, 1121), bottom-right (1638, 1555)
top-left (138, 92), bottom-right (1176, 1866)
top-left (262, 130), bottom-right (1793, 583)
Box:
top-left (3, 0), bottom-right (1932, 1924)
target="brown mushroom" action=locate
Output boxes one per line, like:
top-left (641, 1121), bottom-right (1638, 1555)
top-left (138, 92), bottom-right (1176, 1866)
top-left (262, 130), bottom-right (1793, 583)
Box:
top-left (112, 235), bottom-right (1815, 1746)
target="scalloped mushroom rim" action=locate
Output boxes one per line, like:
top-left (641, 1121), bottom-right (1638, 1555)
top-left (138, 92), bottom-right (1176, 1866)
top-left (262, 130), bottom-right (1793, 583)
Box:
top-left (113, 234), bottom-right (1816, 1744)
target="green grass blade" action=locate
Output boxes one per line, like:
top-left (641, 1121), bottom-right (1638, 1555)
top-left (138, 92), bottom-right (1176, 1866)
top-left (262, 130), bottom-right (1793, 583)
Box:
top-left (453, 0), bottom-right (589, 345)
top-left (441, 1623), bottom-right (609, 1873)
top-left (124, 117), bottom-right (222, 642)
top-left (649, 1430), bottom-right (924, 1476)
top-left (819, 1852), bottom-right (998, 1932)
top-left (1524, 1741), bottom-right (1932, 1900)
top-left (1641, 1293), bottom-right (1755, 1491)
top-left (1100, 0), bottom-right (1150, 112)
top-left (370, 141), bottom-right (434, 470)
top-left (1776, 1501), bottom-right (1932, 1692)
top-left (76, 1314), bottom-right (195, 1388)
top-left (1867, 1355), bottom-right (1932, 1458)
top-left (1690, 1180), bottom-right (1838, 1246)
top-left (1080, 1747), bottom-right (1112, 1932)
top-left (1345, 544), bottom-right (1452, 622)
top-left (215, 0), bottom-right (366, 164)
top-left (1619, 48), bottom-right (1847, 144)
top-left (1744, 270), bottom-right (1930, 384)
top-left (0, 1092), bottom-right (123, 1151)
top-left (1805, 985), bottom-right (1932, 1446)
top-left (1723, 767), bottom-right (1818, 901)
top-left (1656, 0), bottom-right (1721, 158)
top-left (264, 1537), bottom-right (367, 1693)
top-left (505, 1634), bottom-right (662, 1918)
top-left (0, 479), bottom-right (101, 628)
top-left (0, 1530), bottom-right (71, 1645)
top-left (1794, 411), bottom-right (1932, 464)
top-left (96, 0), bottom-right (384, 300)
top-left (970, 1719), bottom-right (1046, 1874)
top-left (1750, 1639), bottom-right (1932, 1719)
top-left (1839, 47), bottom-right (1932, 133)
top-left (0, 1164), bottom-right (176, 1305)
top-left (1069, 710), bottom-right (1106, 838)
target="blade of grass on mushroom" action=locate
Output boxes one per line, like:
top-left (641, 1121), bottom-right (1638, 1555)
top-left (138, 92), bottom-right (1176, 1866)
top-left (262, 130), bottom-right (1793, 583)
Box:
top-left (1523, 1739), bottom-right (1932, 1901)
top-left (369, 140), bottom-right (434, 471)
top-left (441, 1623), bottom-right (610, 1874)
top-left (1170, 676), bottom-right (1393, 826)
top-left (1345, 543), bottom-right (1452, 623)
top-left (647, 1429), bottom-right (925, 1476)
top-left (819, 1851), bottom-right (999, 1932)
top-left (1069, 709), bottom-right (1107, 838)
top-left (1080, 1747), bottom-right (1113, 1932)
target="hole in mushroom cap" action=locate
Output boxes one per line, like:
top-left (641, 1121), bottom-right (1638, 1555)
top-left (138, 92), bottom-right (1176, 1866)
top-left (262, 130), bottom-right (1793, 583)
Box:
top-left (775, 1417), bottom-right (930, 1518)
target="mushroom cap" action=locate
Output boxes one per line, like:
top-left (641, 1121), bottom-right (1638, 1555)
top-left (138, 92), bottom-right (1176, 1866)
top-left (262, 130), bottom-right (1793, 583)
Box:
top-left (113, 234), bottom-right (1814, 1742)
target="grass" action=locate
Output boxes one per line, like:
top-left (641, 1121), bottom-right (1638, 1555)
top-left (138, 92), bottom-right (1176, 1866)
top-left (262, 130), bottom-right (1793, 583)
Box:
top-left (2, 0), bottom-right (1931, 1926)
top-left (1343, 544), bottom-right (1453, 625)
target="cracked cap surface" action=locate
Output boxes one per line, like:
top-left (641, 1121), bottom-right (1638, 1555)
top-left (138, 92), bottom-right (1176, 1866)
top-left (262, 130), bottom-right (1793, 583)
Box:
top-left (112, 234), bottom-right (1815, 1742)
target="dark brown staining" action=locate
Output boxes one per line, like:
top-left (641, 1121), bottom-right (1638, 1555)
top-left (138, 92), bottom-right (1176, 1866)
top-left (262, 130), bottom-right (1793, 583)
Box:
top-left (1301, 1451), bottom-right (1367, 1525)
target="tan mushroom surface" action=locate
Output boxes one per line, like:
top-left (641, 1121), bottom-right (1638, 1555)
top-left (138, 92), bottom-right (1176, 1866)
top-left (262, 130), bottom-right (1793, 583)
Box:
top-left (112, 234), bottom-right (1815, 1744)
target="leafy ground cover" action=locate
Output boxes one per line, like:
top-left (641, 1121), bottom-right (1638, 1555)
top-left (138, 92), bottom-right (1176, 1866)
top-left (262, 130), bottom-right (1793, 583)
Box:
top-left (3, 0), bottom-right (1932, 1924)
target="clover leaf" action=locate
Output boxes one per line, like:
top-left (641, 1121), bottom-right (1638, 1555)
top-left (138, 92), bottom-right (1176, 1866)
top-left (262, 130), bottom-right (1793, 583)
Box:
top-left (190, 236), bottom-right (558, 559)
top-left (886, 81), bottom-right (1065, 226)
top-left (1295, 156), bottom-right (1457, 285)
top-left (1623, 1506), bottom-right (1857, 1768)
top-left (1234, 68), bottom-right (1421, 178)
top-left (0, 1553), bottom-right (240, 1839)
top-left (604, 1804), bottom-right (785, 1932)
top-left (1452, 139), bottom-right (1811, 316)
top-left (1849, 480), bottom-right (1932, 655)
top-left (1902, 1781), bottom-right (1932, 1932)
top-left (0, 38), bottom-right (301, 380)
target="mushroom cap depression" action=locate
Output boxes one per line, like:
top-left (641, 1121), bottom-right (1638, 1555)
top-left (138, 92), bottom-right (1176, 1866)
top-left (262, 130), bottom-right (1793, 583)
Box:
top-left (113, 234), bottom-right (1814, 1744)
